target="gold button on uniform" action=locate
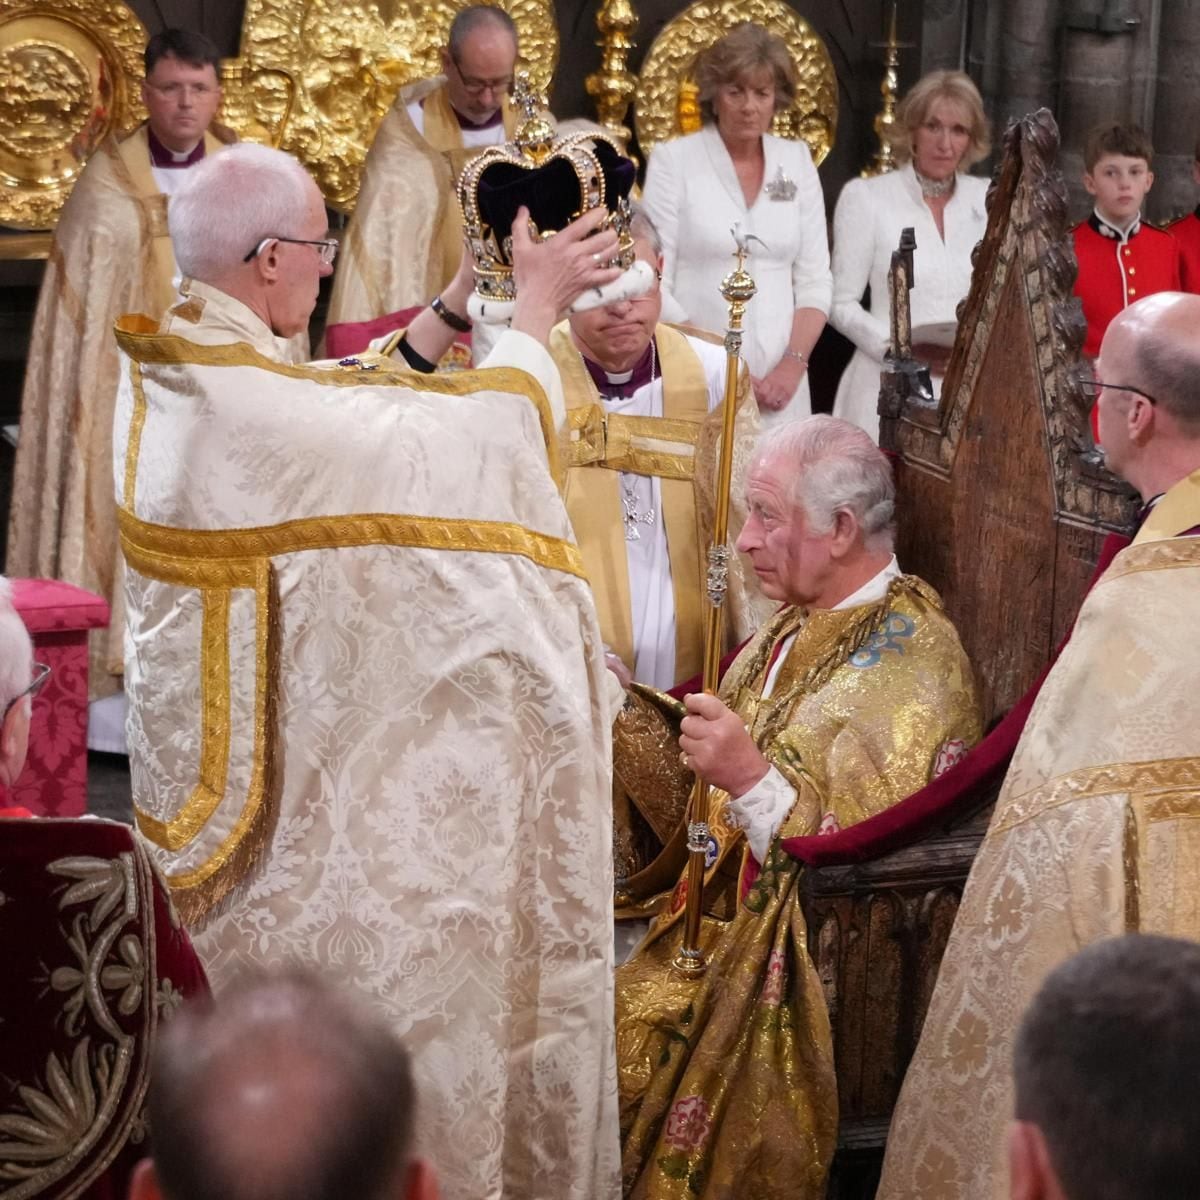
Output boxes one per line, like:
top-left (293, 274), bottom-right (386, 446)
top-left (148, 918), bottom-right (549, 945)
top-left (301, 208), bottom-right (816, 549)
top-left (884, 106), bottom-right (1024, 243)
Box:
top-left (1129, 287), bottom-right (1138, 296)
top-left (1128, 267), bottom-right (1136, 275)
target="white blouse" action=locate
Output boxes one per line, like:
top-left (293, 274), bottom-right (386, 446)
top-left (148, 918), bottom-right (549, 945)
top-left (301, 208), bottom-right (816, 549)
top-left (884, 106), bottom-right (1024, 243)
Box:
top-left (830, 162), bottom-right (988, 441)
top-left (642, 125), bottom-right (832, 425)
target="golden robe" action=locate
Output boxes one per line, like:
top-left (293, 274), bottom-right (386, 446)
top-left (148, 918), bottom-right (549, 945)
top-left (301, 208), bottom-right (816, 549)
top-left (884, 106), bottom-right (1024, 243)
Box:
top-left (327, 79), bottom-right (516, 326)
top-left (113, 280), bottom-right (619, 1200)
top-left (7, 125), bottom-right (230, 694)
top-left (877, 469), bottom-right (1200, 1200)
top-left (614, 575), bottom-right (982, 1198)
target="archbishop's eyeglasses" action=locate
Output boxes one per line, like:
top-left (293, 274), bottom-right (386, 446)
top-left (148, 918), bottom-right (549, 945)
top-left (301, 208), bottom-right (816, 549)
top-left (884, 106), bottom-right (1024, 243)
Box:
top-left (3, 662), bottom-right (51, 722)
top-left (242, 236), bottom-right (339, 266)
top-left (449, 55), bottom-right (514, 97)
top-left (1076, 376), bottom-right (1158, 406)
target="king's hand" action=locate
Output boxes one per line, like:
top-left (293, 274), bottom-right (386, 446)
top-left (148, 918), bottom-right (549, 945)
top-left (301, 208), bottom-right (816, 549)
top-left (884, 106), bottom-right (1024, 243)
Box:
top-left (679, 692), bottom-right (770, 798)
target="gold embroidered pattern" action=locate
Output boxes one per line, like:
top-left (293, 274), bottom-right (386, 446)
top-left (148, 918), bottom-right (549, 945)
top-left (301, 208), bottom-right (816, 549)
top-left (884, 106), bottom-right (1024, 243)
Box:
top-left (565, 405), bottom-right (702, 479)
top-left (134, 589), bottom-right (231, 852)
top-left (118, 509), bottom-right (586, 583)
top-left (123, 361), bottom-right (148, 511)
top-left (992, 756), bottom-right (1200, 837)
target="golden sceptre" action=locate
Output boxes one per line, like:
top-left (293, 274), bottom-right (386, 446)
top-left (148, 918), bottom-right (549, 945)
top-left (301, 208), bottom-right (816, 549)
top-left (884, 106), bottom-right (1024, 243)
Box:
top-left (673, 229), bottom-right (758, 978)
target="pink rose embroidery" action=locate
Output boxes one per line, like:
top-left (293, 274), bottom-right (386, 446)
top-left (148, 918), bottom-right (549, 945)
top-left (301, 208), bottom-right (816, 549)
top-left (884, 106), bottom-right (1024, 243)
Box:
top-left (818, 811), bottom-right (841, 836)
top-left (663, 1095), bottom-right (712, 1153)
top-left (760, 950), bottom-right (785, 1006)
top-left (933, 739), bottom-right (967, 778)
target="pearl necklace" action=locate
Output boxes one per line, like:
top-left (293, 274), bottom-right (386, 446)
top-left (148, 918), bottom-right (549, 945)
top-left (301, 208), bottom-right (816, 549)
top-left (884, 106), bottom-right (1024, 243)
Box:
top-left (915, 168), bottom-right (956, 199)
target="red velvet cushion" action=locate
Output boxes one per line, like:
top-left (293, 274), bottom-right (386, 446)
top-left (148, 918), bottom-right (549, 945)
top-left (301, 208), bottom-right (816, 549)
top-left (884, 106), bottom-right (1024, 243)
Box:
top-left (10, 579), bottom-right (109, 635)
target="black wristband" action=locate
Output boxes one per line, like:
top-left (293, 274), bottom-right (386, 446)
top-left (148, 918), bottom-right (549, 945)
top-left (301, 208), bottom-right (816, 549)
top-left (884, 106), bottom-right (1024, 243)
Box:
top-left (396, 334), bottom-right (437, 374)
top-left (431, 295), bottom-right (472, 333)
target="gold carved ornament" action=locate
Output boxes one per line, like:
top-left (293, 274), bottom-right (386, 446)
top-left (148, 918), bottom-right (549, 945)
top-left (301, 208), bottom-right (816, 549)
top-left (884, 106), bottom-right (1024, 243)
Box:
top-left (634, 0), bottom-right (837, 166)
top-left (0, 0), bottom-right (148, 230)
top-left (232, 0), bottom-right (559, 212)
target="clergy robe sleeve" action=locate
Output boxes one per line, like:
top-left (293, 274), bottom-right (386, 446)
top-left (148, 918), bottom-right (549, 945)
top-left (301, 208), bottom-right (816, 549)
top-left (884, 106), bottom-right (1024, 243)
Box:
top-left (481, 328), bottom-right (567, 436)
top-left (831, 177), bottom-right (891, 362)
top-left (641, 141), bottom-right (682, 301)
top-left (725, 766), bottom-right (802, 863)
top-left (789, 142), bottom-right (833, 315)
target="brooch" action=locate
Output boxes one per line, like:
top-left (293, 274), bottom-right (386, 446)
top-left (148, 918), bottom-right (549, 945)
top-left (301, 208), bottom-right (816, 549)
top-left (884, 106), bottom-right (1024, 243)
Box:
top-left (764, 166), bottom-right (797, 202)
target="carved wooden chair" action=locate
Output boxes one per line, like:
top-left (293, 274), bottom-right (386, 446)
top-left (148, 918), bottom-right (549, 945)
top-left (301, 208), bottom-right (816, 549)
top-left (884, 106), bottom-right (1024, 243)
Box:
top-left (793, 110), bottom-right (1136, 1198)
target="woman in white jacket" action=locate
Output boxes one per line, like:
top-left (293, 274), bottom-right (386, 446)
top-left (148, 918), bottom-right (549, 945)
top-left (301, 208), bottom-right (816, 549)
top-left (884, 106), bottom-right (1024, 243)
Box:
top-left (642, 22), bottom-right (832, 427)
top-left (831, 70), bottom-right (992, 442)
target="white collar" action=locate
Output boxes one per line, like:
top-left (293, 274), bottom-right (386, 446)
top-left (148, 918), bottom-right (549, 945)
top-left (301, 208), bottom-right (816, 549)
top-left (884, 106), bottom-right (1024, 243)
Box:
top-left (833, 555), bottom-right (901, 611)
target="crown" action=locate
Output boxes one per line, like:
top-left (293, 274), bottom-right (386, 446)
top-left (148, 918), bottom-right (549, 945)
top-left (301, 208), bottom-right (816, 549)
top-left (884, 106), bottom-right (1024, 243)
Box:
top-left (457, 75), bottom-right (643, 316)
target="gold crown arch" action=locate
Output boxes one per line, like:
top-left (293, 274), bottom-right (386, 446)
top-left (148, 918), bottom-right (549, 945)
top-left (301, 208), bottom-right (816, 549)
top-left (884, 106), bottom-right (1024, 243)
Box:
top-left (634, 0), bottom-right (837, 165)
top-left (0, 0), bottom-right (147, 230)
top-left (235, 0), bottom-right (558, 212)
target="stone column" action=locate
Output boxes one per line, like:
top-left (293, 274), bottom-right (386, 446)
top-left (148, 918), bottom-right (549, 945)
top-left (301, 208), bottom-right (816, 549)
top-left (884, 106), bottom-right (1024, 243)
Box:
top-left (1150, 0), bottom-right (1200, 219)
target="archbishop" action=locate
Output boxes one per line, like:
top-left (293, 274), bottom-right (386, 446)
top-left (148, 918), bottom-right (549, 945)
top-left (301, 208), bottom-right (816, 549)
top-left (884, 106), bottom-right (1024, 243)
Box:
top-left (114, 142), bottom-right (625, 1200)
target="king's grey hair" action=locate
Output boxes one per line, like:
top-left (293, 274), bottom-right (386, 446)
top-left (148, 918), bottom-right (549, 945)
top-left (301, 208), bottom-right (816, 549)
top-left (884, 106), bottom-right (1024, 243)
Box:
top-left (756, 415), bottom-right (895, 554)
top-left (169, 144), bottom-right (317, 283)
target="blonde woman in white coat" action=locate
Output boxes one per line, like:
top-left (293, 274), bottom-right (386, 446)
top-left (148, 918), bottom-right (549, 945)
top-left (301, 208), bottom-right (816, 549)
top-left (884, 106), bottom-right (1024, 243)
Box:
top-left (642, 22), bottom-right (832, 428)
top-left (831, 70), bottom-right (992, 442)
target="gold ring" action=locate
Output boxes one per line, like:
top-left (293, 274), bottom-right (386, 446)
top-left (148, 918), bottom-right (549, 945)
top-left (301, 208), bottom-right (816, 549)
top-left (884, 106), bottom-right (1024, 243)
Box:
top-left (679, 751), bottom-right (689, 767)
top-left (592, 251), bottom-right (604, 264)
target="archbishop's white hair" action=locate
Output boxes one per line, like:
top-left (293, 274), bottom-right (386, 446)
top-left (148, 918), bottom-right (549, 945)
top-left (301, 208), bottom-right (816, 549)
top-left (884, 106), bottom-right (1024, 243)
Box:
top-left (756, 415), bottom-right (896, 555)
top-left (169, 143), bottom-right (317, 282)
top-left (0, 578), bottom-right (34, 712)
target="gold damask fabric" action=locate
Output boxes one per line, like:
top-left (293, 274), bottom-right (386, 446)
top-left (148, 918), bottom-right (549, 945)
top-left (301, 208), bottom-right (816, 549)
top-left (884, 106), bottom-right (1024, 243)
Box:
top-left (6, 126), bottom-right (229, 695)
top-left (327, 79), bottom-right (516, 326)
top-left (113, 285), bottom-right (620, 1200)
top-left (878, 502), bottom-right (1200, 1200)
top-left (615, 577), bottom-right (982, 1197)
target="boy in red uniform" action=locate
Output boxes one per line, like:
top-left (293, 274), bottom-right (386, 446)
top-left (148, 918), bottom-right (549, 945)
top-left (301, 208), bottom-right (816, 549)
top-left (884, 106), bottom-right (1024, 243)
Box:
top-left (1168, 134), bottom-right (1200, 293)
top-left (1072, 124), bottom-right (1182, 361)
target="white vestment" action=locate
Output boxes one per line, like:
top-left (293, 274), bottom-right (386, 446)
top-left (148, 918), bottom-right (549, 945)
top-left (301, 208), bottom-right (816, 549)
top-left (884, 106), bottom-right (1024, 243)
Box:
top-left (830, 163), bottom-right (988, 441)
top-left (113, 280), bottom-right (618, 1200)
top-left (593, 340), bottom-right (725, 688)
top-left (641, 126), bottom-right (832, 426)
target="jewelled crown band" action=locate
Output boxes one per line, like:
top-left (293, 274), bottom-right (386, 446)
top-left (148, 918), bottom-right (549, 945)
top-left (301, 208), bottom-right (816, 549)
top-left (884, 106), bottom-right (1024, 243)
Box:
top-left (456, 75), bottom-right (652, 322)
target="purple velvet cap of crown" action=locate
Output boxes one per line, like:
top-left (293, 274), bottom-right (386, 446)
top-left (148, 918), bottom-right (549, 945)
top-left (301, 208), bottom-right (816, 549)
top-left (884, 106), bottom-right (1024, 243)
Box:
top-left (475, 138), bottom-right (637, 245)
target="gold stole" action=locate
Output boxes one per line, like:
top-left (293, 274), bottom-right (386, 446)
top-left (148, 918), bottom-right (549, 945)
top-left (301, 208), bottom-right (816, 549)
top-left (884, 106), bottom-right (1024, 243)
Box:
top-left (1133, 466), bottom-right (1200, 545)
top-left (114, 126), bottom-right (228, 318)
top-left (420, 88), bottom-right (517, 294)
top-left (552, 324), bottom-right (709, 683)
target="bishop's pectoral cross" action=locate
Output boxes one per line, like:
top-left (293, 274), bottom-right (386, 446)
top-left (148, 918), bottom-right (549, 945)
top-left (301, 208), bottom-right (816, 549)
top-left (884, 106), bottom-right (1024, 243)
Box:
top-left (621, 482), bottom-right (655, 541)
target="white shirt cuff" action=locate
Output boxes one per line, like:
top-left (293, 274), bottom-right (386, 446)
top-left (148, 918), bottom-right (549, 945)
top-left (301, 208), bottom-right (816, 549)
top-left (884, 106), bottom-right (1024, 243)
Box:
top-left (724, 766), bottom-right (796, 863)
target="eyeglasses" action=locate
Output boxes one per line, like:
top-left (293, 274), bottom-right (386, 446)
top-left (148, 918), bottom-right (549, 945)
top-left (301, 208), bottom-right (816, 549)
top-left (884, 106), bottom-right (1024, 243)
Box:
top-left (144, 82), bottom-right (219, 101)
top-left (3, 662), bottom-right (51, 722)
top-left (1077, 377), bottom-right (1158, 406)
top-left (449, 56), bottom-right (513, 96)
top-left (242, 237), bottom-right (338, 266)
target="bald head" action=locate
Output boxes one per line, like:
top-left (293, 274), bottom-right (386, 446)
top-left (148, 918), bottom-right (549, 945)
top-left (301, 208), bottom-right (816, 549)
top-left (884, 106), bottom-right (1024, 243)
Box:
top-left (1094, 292), bottom-right (1200, 497)
top-left (142, 969), bottom-right (419, 1200)
top-left (1102, 293), bottom-right (1200, 433)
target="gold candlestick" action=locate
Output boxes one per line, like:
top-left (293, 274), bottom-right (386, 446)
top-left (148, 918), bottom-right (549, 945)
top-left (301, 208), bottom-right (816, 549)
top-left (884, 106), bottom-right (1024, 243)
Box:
top-left (585, 0), bottom-right (639, 152)
top-left (862, 0), bottom-right (902, 178)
